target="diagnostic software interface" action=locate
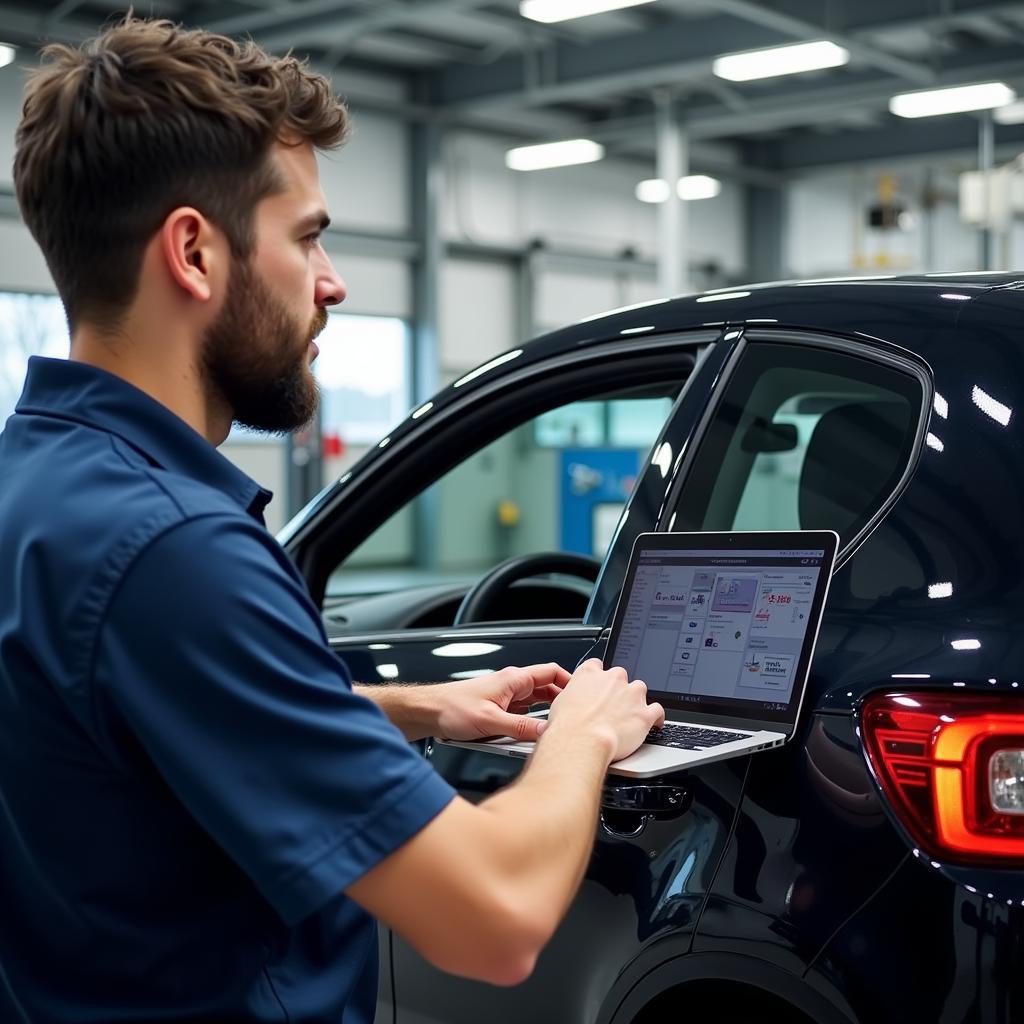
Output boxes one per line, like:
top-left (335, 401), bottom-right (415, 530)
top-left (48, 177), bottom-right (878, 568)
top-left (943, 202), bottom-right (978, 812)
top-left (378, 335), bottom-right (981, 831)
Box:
top-left (609, 546), bottom-right (825, 710)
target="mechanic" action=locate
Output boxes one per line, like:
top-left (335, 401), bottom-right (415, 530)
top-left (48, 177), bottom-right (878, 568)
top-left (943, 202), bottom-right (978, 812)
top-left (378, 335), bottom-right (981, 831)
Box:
top-left (0, 15), bottom-right (664, 1024)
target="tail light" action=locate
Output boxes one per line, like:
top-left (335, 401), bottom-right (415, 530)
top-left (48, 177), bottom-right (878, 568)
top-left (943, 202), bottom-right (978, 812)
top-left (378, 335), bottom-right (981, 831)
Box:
top-left (862, 692), bottom-right (1024, 865)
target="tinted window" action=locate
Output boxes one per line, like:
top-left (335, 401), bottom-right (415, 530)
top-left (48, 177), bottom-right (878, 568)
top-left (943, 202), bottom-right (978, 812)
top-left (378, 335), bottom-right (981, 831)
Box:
top-left (674, 341), bottom-right (923, 546)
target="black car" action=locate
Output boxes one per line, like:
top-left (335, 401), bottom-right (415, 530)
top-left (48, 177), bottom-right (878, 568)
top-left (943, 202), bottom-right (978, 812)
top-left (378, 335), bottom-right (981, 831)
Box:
top-left (281, 273), bottom-right (1024, 1024)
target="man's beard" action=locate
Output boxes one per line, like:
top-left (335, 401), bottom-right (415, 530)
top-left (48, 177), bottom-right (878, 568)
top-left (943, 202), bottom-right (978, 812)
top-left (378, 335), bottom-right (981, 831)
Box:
top-left (202, 259), bottom-right (327, 435)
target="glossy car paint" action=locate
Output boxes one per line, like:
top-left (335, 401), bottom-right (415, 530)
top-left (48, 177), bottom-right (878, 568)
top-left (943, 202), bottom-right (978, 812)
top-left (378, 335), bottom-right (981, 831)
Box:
top-left (286, 274), bottom-right (1024, 1023)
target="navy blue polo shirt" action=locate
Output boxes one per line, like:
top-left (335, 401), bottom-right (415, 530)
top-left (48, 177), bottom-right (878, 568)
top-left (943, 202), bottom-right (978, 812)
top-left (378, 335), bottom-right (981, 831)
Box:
top-left (0, 356), bottom-right (455, 1023)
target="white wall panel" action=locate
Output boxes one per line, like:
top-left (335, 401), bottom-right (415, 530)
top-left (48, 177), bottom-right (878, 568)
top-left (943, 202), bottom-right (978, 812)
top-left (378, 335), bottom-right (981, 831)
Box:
top-left (536, 270), bottom-right (632, 331)
top-left (439, 258), bottom-right (515, 374)
top-left (317, 112), bottom-right (409, 235)
top-left (326, 250), bottom-right (409, 318)
top-left (786, 175), bottom-right (856, 278)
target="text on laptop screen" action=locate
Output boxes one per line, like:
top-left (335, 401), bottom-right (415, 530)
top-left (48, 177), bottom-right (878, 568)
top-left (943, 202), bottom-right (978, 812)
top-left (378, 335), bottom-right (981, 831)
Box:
top-left (609, 548), bottom-right (826, 714)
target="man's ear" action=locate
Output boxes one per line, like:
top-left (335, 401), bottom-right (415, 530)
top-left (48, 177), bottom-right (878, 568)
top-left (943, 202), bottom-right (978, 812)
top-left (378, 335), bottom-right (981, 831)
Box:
top-left (159, 207), bottom-right (223, 303)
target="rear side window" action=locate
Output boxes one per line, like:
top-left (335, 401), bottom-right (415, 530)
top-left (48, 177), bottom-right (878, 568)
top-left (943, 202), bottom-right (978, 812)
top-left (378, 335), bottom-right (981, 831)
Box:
top-left (674, 340), bottom-right (923, 546)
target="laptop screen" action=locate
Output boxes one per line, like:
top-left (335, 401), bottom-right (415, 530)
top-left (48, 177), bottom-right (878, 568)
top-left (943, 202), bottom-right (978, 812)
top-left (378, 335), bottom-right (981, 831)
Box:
top-left (605, 532), bottom-right (837, 727)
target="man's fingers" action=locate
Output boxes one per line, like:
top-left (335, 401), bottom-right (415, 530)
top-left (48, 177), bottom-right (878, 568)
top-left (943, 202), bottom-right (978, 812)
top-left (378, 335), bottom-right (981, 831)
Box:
top-left (647, 701), bottom-right (666, 729)
top-left (486, 709), bottom-right (545, 742)
top-left (502, 663), bottom-right (570, 702)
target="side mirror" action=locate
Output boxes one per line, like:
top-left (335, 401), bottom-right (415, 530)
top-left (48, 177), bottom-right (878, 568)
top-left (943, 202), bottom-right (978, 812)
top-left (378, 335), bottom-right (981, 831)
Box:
top-left (741, 417), bottom-right (799, 454)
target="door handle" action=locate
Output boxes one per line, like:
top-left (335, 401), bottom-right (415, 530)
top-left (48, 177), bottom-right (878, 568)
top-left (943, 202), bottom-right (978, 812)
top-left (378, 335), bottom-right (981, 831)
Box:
top-left (599, 783), bottom-right (692, 837)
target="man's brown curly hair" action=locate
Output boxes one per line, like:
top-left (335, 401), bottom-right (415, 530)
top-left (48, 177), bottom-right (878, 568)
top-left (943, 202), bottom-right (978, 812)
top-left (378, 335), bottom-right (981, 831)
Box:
top-left (13, 15), bottom-right (349, 330)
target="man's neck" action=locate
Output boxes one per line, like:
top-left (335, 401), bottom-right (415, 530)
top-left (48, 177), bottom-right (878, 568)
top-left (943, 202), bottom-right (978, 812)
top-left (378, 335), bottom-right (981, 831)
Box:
top-left (70, 327), bottom-right (231, 445)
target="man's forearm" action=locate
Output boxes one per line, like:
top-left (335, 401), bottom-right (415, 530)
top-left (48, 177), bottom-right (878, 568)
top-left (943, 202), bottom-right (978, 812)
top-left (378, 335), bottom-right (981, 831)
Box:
top-left (354, 683), bottom-right (441, 741)
top-left (345, 717), bottom-right (616, 985)
top-left (474, 721), bottom-right (615, 937)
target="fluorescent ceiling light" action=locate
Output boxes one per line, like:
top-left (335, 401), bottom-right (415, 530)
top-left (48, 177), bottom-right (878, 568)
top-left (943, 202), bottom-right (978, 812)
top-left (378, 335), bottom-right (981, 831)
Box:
top-left (520, 0), bottom-right (656, 23)
top-left (713, 40), bottom-right (849, 82)
top-left (636, 178), bottom-right (671, 203)
top-left (677, 174), bottom-right (721, 200)
top-left (505, 138), bottom-right (604, 171)
top-left (0, 44), bottom-right (14, 69)
top-left (636, 176), bottom-right (721, 202)
top-left (890, 82), bottom-right (1015, 118)
top-left (951, 638), bottom-right (981, 651)
top-left (995, 100), bottom-right (1024, 125)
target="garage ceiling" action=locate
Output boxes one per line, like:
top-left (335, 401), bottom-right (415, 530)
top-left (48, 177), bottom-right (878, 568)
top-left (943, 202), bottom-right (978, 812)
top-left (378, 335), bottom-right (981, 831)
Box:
top-left (5, 0), bottom-right (1024, 172)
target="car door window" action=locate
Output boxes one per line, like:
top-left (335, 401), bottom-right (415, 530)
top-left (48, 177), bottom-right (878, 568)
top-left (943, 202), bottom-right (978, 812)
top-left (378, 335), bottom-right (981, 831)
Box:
top-left (325, 385), bottom-right (680, 629)
top-left (674, 339), bottom-right (924, 548)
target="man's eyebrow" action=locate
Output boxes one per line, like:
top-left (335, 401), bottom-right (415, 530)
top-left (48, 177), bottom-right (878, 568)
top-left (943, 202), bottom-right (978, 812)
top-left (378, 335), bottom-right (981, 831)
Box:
top-left (297, 211), bottom-right (331, 234)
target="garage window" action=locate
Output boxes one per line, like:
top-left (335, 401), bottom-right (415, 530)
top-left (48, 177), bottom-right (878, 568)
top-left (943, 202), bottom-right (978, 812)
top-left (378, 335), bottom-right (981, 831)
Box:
top-left (673, 340), bottom-right (923, 546)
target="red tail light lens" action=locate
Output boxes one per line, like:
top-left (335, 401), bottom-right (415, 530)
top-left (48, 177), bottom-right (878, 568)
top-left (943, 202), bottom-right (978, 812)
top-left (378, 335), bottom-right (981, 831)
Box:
top-left (862, 692), bottom-right (1024, 864)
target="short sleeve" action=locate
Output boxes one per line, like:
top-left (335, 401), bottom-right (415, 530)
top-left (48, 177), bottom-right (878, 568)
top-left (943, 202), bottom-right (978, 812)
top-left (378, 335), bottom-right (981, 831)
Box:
top-left (91, 514), bottom-right (455, 927)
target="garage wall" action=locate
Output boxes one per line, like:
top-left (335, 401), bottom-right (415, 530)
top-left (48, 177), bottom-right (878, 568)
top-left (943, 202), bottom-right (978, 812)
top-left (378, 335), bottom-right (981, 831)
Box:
top-left (786, 165), bottom-right (1024, 278)
top-left (439, 131), bottom-right (746, 346)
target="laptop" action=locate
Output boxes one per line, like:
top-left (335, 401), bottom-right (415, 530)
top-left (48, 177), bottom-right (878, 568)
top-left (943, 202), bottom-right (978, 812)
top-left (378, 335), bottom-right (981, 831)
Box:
top-left (441, 529), bottom-right (838, 778)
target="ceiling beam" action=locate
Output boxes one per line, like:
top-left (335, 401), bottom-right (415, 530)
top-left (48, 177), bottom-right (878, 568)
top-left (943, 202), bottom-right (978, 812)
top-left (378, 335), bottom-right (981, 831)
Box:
top-left (432, 0), bottom-right (1024, 110)
top-left (685, 47), bottom-right (1024, 140)
top-left (714, 0), bottom-right (933, 85)
top-left (214, 0), bottom-right (493, 53)
top-left (0, 4), bottom-right (95, 45)
top-left (203, 0), bottom-right (370, 37)
top-left (767, 115), bottom-right (1024, 170)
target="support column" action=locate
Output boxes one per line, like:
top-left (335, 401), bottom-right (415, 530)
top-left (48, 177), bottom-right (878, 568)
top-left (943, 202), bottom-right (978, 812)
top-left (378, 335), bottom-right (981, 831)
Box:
top-left (515, 246), bottom-right (538, 344)
top-left (411, 120), bottom-right (442, 404)
top-left (655, 92), bottom-right (689, 296)
top-left (410, 117), bottom-right (442, 570)
top-left (921, 167), bottom-right (937, 273)
top-left (978, 111), bottom-right (994, 271)
top-left (745, 184), bottom-right (786, 284)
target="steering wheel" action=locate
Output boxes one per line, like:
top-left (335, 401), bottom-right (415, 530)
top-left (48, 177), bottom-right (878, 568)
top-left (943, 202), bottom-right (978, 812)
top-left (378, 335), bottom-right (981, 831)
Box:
top-left (453, 552), bottom-right (602, 626)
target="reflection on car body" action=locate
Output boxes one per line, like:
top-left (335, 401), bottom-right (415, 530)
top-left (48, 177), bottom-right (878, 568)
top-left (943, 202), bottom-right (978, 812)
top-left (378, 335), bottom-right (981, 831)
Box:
top-left (283, 273), bottom-right (1024, 1024)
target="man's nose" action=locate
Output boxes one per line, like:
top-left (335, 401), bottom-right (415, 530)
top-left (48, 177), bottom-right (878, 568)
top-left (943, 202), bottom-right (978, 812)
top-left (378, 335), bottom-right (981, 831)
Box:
top-left (315, 249), bottom-right (347, 307)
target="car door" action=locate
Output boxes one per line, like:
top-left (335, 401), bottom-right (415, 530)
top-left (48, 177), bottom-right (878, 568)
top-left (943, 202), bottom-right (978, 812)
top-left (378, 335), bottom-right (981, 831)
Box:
top-left (285, 326), bottom-right (737, 1023)
top-left (620, 326), bottom-right (931, 1011)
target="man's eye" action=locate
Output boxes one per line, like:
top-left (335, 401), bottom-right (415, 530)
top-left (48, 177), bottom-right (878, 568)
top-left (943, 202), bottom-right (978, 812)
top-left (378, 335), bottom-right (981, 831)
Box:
top-left (303, 233), bottom-right (321, 247)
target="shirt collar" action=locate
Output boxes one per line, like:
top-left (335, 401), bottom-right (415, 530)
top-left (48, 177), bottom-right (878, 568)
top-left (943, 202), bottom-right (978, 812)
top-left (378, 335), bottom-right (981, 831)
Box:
top-left (16, 357), bottom-right (273, 521)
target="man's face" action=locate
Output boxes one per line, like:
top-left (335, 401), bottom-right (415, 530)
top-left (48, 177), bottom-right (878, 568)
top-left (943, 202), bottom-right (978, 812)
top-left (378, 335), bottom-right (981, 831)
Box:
top-left (201, 141), bottom-right (345, 434)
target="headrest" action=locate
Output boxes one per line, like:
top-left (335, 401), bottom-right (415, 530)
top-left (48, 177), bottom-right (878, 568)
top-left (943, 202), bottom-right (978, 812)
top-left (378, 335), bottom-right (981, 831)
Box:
top-left (799, 401), bottom-right (910, 536)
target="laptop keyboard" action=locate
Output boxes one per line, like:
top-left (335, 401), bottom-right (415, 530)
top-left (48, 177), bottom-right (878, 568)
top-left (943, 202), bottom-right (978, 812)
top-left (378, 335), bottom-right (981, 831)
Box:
top-left (646, 723), bottom-right (753, 750)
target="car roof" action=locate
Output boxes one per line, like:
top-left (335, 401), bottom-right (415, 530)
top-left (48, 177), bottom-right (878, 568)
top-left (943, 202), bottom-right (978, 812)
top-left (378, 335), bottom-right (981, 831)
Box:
top-left (524, 271), bottom-right (1024, 357)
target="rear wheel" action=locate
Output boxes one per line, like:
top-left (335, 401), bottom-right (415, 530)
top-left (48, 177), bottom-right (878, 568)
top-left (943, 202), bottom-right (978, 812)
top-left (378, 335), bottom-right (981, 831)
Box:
top-left (632, 980), bottom-right (818, 1024)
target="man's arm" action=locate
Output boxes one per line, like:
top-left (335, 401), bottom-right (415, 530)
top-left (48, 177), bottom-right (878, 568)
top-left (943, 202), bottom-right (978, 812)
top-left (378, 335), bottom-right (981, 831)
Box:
top-left (347, 659), bottom-right (662, 986)
top-left (354, 664), bottom-right (568, 743)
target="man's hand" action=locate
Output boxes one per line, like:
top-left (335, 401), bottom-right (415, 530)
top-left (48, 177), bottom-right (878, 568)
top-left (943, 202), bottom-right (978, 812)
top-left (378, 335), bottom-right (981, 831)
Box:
top-left (435, 663), bottom-right (570, 743)
top-left (544, 658), bottom-right (664, 763)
